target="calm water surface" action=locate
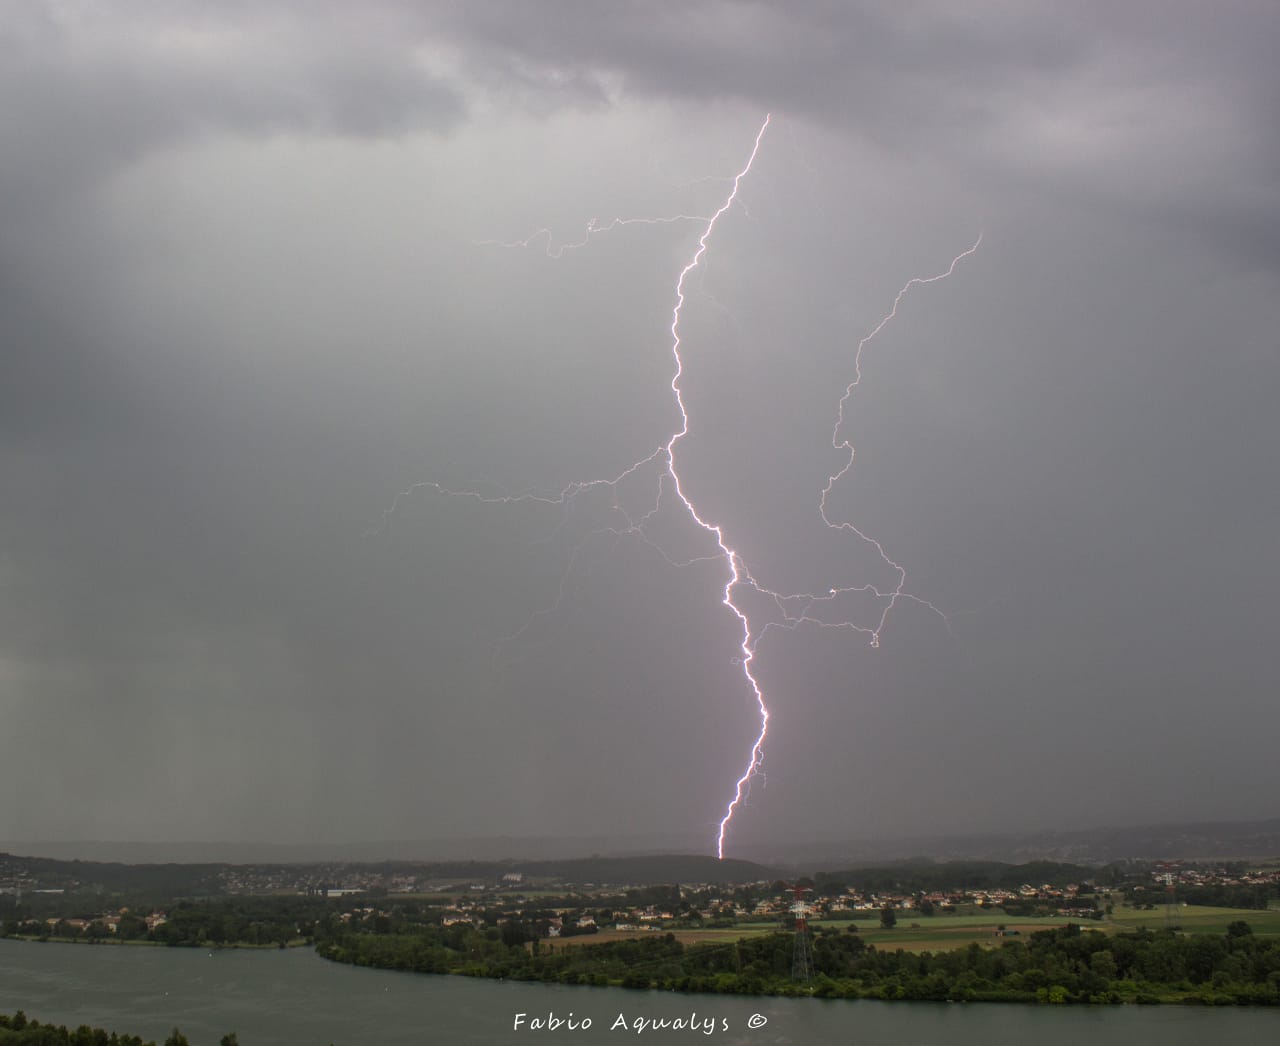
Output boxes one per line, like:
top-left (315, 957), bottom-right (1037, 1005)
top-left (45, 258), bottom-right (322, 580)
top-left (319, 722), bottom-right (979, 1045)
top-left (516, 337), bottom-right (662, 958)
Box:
top-left (1, 939), bottom-right (1276, 1045)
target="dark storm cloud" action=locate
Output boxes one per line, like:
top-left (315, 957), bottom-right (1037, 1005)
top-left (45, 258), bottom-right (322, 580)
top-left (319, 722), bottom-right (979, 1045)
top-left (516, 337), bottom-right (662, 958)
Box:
top-left (430, 0), bottom-right (1085, 121)
top-left (1, 1), bottom-right (464, 452)
top-left (0, 3), bottom-right (463, 204)
top-left (426, 0), bottom-right (1280, 267)
top-left (1, 1), bottom-right (1277, 853)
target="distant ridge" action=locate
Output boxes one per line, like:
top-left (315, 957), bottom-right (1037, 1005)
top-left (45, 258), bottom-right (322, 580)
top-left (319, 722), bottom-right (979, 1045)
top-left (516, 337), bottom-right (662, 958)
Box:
top-left (0, 851), bottom-right (776, 890)
top-left (5, 816), bottom-right (1278, 870)
top-left (0, 833), bottom-right (709, 865)
top-left (731, 817), bottom-right (1280, 868)
top-left (517, 854), bottom-right (773, 883)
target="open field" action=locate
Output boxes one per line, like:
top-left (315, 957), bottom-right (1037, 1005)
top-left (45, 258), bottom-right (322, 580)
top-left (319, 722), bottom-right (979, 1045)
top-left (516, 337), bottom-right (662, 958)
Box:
top-left (1109, 903), bottom-right (1280, 935)
top-left (810, 915), bottom-right (1075, 953)
top-left (543, 917), bottom-right (1068, 955)
top-left (545, 905), bottom-right (1280, 956)
top-left (543, 925), bottom-right (780, 950)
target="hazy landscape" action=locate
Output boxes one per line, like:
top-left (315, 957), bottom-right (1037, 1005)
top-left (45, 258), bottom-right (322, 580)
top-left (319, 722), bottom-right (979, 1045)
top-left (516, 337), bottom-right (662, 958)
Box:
top-left (5, 825), bottom-right (1280, 1021)
top-left (3, 0), bottom-right (1278, 1042)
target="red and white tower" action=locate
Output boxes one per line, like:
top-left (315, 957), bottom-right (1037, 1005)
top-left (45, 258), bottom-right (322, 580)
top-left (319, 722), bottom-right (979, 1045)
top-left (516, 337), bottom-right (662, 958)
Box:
top-left (790, 883), bottom-right (814, 981)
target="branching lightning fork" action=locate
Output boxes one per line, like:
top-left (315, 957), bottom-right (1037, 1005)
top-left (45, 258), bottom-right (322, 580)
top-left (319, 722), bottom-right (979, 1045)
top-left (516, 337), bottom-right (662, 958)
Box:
top-left (477, 214), bottom-right (712, 259)
top-left (374, 114), bottom-right (980, 858)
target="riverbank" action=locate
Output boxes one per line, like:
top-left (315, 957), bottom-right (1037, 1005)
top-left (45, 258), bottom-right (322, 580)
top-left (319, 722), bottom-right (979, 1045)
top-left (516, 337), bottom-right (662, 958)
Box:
top-left (9, 919), bottom-right (1280, 1007)
top-left (4, 933), bottom-right (310, 950)
top-left (5, 938), bottom-right (1279, 1046)
top-left (314, 923), bottom-right (1280, 1007)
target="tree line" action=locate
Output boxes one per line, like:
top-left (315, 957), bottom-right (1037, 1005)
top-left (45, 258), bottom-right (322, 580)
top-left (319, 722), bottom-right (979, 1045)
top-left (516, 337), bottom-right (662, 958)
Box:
top-left (0, 1012), bottom-right (240, 1046)
top-left (315, 920), bottom-right (1280, 1005)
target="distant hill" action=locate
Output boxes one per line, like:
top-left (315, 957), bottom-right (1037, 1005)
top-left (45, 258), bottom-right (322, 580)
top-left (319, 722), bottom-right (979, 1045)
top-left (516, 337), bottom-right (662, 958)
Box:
top-left (0, 832), bottom-right (710, 865)
top-left (0, 851), bottom-right (776, 896)
top-left (812, 858), bottom-right (1111, 893)
top-left (515, 854), bottom-right (773, 883)
top-left (732, 817), bottom-right (1280, 868)
top-left (5, 816), bottom-right (1278, 876)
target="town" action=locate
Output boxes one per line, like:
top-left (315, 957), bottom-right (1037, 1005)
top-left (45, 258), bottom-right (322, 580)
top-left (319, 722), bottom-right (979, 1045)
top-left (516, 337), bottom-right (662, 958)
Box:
top-left (4, 852), bottom-right (1279, 946)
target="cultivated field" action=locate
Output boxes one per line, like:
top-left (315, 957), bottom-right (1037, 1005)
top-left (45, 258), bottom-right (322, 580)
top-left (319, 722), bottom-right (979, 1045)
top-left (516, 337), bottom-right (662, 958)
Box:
top-left (1108, 903), bottom-right (1280, 935)
top-left (546, 906), bottom-right (1280, 956)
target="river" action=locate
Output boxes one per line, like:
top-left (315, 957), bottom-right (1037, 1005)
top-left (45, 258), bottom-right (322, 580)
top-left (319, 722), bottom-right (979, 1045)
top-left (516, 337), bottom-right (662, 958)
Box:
top-left (1, 939), bottom-right (1275, 1045)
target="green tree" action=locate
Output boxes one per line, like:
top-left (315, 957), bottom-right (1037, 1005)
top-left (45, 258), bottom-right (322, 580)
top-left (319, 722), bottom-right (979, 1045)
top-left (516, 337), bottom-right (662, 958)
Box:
top-left (220, 1034), bottom-right (240, 1046)
top-left (164, 1029), bottom-right (190, 1046)
top-left (1090, 949), bottom-right (1118, 980)
top-left (880, 905), bottom-right (897, 929)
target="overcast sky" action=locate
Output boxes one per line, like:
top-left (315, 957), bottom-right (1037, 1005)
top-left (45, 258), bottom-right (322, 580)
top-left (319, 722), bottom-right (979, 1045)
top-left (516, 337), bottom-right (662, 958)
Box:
top-left (2, 1), bottom-right (1277, 860)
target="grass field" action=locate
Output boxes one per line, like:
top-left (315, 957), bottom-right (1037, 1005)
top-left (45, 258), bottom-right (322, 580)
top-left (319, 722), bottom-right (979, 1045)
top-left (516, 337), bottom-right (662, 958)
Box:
top-left (543, 925), bottom-right (780, 950)
top-left (543, 917), bottom-right (1071, 955)
top-left (1108, 903), bottom-right (1280, 935)
top-left (542, 904), bottom-right (1280, 956)
top-left (809, 915), bottom-right (1076, 953)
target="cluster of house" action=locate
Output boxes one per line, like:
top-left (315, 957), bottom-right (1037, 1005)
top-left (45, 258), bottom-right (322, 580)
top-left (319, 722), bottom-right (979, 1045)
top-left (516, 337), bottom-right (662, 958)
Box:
top-left (332, 879), bottom-right (1108, 938)
top-left (1145, 865), bottom-right (1280, 888)
top-left (695, 881), bottom-right (1096, 920)
top-left (220, 864), bottom-right (425, 895)
top-left (11, 860), bottom-right (1279, 945)
top-left (15, 908), bottom-right (168, 936)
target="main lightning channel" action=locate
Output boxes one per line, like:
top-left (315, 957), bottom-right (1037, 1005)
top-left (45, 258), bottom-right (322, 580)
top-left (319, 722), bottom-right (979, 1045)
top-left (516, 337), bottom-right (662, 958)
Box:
top-left (656, 114), bottom-right (772, 861)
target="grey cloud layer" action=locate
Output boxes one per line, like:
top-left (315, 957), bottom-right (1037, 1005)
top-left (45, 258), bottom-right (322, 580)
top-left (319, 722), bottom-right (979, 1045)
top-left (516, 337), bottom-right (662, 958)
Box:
top-left (1, 2), bottom-right (1276, 853)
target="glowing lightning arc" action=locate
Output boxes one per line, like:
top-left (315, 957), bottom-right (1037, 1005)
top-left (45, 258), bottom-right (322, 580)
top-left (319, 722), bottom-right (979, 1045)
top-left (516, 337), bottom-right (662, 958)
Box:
top-left (657, 114), bottom-right (772, 861)
top-left (375, 113), bottom-right (982, 861)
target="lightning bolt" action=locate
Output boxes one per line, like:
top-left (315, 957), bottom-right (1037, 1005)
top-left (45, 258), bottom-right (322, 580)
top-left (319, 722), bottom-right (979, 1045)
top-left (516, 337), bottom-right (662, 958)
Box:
top-left (374, 113), bottom-right (981, 859)
top-left (661, 115), bottom-right (772, 860)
